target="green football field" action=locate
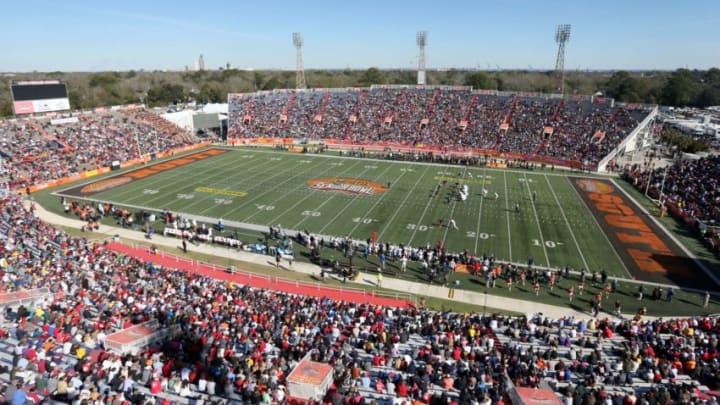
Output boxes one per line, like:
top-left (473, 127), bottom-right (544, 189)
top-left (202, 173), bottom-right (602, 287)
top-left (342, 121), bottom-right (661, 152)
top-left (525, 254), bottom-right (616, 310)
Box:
top-left (57, 147), bottom-right (635, 278)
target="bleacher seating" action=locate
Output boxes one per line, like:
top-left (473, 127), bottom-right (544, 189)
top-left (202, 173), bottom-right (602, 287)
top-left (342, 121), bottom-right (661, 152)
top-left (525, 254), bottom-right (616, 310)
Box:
top-left (625, 155), bottom-right (720, 255)
top-left (0, 109), bottom-right (198, 190)
top-left (229, 88), bottom-right (649, 167)
top-left (0, 89), bottom-right (714, 405)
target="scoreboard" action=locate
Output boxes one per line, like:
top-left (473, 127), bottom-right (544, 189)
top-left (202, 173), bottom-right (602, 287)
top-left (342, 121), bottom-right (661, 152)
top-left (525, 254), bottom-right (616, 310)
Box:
top-left (11, 80), bottom-right (70, 115)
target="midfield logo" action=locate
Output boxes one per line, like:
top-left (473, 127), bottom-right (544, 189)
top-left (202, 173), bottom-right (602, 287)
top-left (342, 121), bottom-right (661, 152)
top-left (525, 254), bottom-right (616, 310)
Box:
top-left (307, 177), bottom-right (388, 195)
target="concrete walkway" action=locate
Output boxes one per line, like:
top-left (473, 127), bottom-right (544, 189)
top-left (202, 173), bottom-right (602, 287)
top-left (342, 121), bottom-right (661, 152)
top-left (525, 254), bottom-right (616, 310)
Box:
top-left (29, 199), bottom-right (628, 321)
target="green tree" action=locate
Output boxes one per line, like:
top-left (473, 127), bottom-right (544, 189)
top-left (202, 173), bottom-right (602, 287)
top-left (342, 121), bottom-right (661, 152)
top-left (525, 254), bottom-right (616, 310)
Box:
top-left (262, 77), bottom-right (282, 90)
top-left (464, 71), bottom-right (494, 89)
top-left (88, 73), bottom-right (120, 87)
top-left (253, 72), bottom-right (266, 90)
top-left (704, 68), bottom-right (720, 86)
top-left (198, 84), bottom-right (223, 103)
top-left (146, 83), bottom-right (185, 106)
top-left (661, 69), bottom-right (696, 107)
top-left (604, 71), bottom-right (644, 102)
top-left (360, 67), bottom-right (385, 86)
top-left (393, 70), bottom-right (416, 85)
top-left (0, 101), bottom-right (12, 117)
top-left (494, 75), bottom-right (505, 91)
top-left (661, 127), bottom-right (709, 153)
top-left (694, 86), bottom-right (720, 107)
top-left (68, 90), bottom-right (83, 109)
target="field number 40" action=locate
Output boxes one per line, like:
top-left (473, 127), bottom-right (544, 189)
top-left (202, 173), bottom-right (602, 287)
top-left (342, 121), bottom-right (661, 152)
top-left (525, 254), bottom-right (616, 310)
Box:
top-left (466, 231), bottom-right (491, 239)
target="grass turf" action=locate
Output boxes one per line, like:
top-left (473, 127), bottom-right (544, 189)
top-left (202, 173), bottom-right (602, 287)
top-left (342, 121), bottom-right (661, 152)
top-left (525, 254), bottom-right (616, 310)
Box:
top-left (31, 147), bottom-right (720, 317)
top-left (53, 147), bottom-right (626, 276)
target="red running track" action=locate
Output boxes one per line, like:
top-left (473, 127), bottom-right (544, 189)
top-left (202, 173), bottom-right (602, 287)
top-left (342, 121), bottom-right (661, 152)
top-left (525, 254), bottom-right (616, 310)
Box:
top-left (105, 242), bottom-right (412, 308)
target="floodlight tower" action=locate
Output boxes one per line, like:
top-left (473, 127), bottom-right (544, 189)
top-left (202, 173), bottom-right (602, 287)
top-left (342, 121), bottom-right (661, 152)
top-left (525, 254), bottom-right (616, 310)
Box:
top-left (293, 32), bottom-right (306, 90)
top-left (417, 31), bottom-right (428, 85)
top-left (554, 24), bottom-right (571, 95)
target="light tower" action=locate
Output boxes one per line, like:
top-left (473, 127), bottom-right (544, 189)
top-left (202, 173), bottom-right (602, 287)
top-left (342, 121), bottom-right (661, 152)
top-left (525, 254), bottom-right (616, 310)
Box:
top-left (293, 32), bottom-right (306, 90)
top-left (416, 31), bottom-right (428, 85)
top-left (554, 24), bottom-right (571, 95)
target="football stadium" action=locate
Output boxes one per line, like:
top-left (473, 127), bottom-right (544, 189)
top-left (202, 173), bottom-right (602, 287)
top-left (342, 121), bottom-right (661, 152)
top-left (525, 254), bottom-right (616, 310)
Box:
top-left (1, 5), bottom-right (720, 405)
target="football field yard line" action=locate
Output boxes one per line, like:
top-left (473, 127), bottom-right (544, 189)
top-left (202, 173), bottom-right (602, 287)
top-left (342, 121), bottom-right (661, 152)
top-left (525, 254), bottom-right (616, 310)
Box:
top-left (316, 164), bottom-right (398, 234)
top-left (544, 174), bottom-right (589, 270)
top-left (213, 157), bottom-right (334, 219)
top-left (285, 165), bottom-right (376, 229)
top-left (502, 171), bottom-right (513, 262)
top-left (100, 152), bottom-right (264, 206)
top-left (65, 148), bottom-right (643, 275)
top-left (71, 154), bottom-right (254, 211)
top-left (110, 152), bottom-right (278, 210)
top-left (260, 159), bottom-right (367, 226)
top-left (407, 173), bottom-right (446, 246)
top-left (441, 167), bottom-right (467, 245)
top-left (344, 168), bottom-right (410, 236)
top-left (241, 158), bottom-right (365, 224)
top-left (473, 167), bottom-right (488, 254)
top-left (376, 165), bottom-right (432, 241)
top-left (565, 176), bottom-right (632, 277)
top-left (196, 155), bottom-right (326, 217)
top-left (523, 173), bottom-right (550, 267)
top-left (177, 154), bottom-right (291, 213)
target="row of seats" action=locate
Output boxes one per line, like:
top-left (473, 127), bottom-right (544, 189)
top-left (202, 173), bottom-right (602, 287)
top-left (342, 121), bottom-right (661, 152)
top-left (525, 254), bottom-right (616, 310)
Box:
top-left (229, 89), bottom-right (648, 166)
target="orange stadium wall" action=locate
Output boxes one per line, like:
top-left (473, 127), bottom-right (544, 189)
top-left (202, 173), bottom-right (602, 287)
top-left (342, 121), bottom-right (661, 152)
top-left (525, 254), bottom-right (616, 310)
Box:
top-left (22, 142), bottom-right (212, 194)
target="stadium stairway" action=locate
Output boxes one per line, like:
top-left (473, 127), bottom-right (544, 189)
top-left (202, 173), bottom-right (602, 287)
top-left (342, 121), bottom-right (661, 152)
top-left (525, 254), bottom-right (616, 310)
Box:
top-left (25, 120), bottom-right (57, 143)
top-left (26, 199), bottom-right (652, 322)
top-left (427, 88), bottom-right (441, 114)
top-left (552, 99), bottom-right (565, 122)
top-left (318, 91), bottom-right (331, 118)
top-left (462, 94), bottom-right (479, 124)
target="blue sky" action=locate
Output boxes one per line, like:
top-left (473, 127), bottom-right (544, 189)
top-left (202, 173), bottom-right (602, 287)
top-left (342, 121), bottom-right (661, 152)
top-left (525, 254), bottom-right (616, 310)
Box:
top-left (1, 0), bottom-right (718, 72)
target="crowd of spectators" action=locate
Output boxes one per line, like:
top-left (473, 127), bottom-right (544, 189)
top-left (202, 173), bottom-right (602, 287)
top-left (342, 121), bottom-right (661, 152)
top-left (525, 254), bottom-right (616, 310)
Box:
top-left (624, 155), bottom-right (720, 255)
top-left (229, 88), bottom-right (648, 166)
top-left (1, 192), bottom-right (720, 404)
top-left (0, 92), bottom-right (714, 404)
top-left (0, 109), bottom-right (197, 190)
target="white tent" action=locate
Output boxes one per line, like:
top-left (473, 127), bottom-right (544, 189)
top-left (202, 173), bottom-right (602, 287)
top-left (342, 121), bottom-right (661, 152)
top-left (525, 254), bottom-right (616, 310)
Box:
top-left (161, 110), bottom-right (195, 131)
top-left (201, 103), bottom-right (228, 114)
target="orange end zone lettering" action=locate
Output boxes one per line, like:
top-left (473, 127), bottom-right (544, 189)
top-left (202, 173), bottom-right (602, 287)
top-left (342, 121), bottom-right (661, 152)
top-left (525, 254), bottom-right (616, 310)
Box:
top-left (65, 148), bottom-right (228, 196)
top-left (616, 231), bottom-right (673, 255)
top-left (126, 169), bottom-right (156, 180)
top-left (626, 248), bottom-right (668, 273)
top-left (605, 214), bottom-right (650, 232)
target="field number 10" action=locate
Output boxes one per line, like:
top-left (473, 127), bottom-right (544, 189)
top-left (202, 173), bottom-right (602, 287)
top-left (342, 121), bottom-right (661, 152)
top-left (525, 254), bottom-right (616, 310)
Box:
top-left (532, 239), bottom-right (560, 248)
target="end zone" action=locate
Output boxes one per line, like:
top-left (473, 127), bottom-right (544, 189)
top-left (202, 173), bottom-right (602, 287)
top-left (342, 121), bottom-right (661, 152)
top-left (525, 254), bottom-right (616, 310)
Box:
top-left (572, 177), bottom-right (713, 288)
top-left (61, 148), bottom-right (228, 197)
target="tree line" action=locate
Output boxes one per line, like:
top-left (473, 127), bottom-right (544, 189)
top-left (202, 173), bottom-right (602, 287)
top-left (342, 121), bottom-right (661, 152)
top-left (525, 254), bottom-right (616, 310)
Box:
top-left (0, 67), bottom-right (718, 116)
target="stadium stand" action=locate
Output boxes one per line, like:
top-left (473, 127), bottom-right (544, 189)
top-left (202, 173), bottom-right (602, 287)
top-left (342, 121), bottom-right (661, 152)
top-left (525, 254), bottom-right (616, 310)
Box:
top-left (0, 191), bottom-right (716, 403)
top-left (229, 87), bottom-right (650, 168)
top-left (0, 109), bottom-right (197, 190)
top-left (624, 155), bottom-right (720, 256)
top-left (0, 95), bottom-right (717, 404)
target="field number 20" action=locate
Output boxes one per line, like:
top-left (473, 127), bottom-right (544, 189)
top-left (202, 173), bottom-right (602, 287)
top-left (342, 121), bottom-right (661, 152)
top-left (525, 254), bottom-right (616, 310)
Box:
top-left (302, 210), bottom-right (321, 217)
top-left (466, 231), bottom-right (491, 239)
